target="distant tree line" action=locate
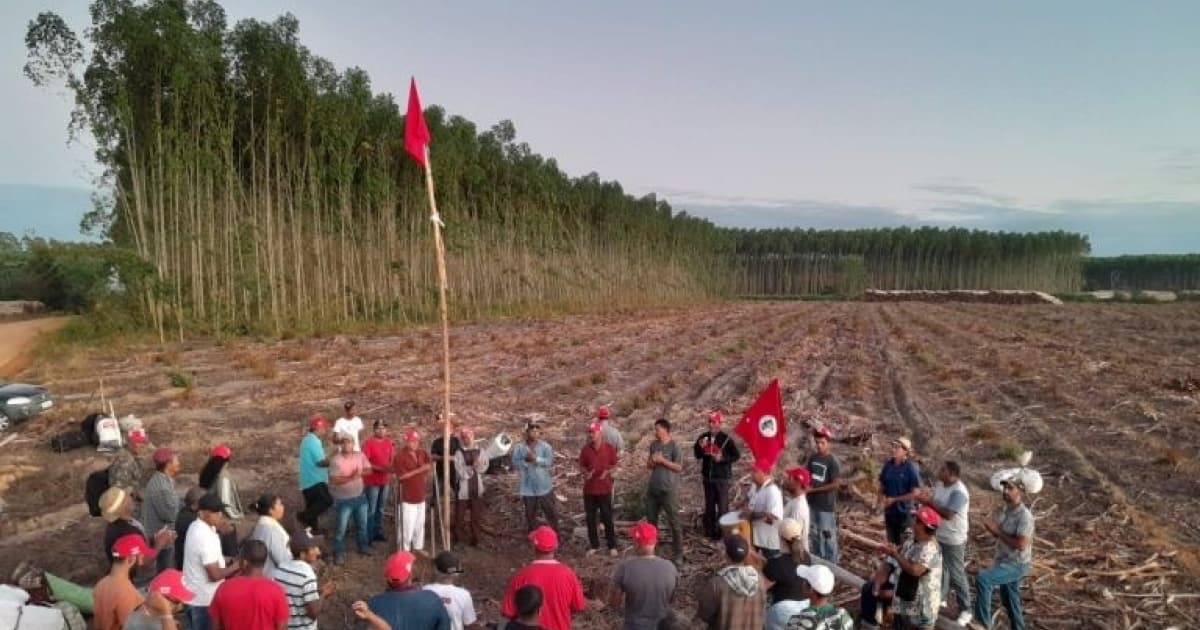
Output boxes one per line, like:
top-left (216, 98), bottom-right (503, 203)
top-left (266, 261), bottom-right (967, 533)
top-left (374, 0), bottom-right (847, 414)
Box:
top-left (1082, 255), bottom-right (1200, 292)
top-left (24, 1), bottom-right (1096, 338)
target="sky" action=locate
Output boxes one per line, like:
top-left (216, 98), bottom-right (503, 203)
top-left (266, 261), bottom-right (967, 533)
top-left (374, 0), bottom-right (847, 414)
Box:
top-left (2, 1), bottom-right (1198, 255)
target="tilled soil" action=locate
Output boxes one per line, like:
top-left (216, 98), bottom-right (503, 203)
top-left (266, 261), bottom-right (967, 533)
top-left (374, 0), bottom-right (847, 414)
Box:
top-left (1, 302), bottom-right (1198, 629)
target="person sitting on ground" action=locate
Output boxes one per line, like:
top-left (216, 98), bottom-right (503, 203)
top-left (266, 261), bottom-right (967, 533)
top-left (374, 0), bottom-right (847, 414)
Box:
top-left (424, 551), bottom-right (481, 630)
top-left (878, 437), bottom-right (922, 545)
top-left (198, 444), bottom-right (245, 558)
top-left (93, 534), bottom-right (154, 630)
top-left (764, 519), bottom-right (811, 630)
top-left (742, 461), bottom-right (785, 560)
top-left (501, 526), bottom-right (586, 630)
top-left (362, 419), bottom-right (395, 544)
top-left (858, 551), bottom-right (901, 629)
top-left (453, 427), bottom-right (489, 547)
top-left (884, 505), bottom-right (942, 630)
top-left (785, 565), bottom-right (854, 630)
top-left (334, 400), bottom-right (364, 452)
top-left (781, 467), bottom-right (811, 560)
top-left (500, 585), bottom-right (546, 630)
top-left (209, 539), bottom-right (290, 630)
top-left (297, 416), bottom-right (333, 534)
top-left (393, 429), bottom-right (432, 554)
top-left (141, 447), bottom-right (182, 574)
top-left (123, 569), bottom-right (196, 630)
top-left (613, 521), bottom-right (678, 630)
top-left (272, 528), bottom-right (334, 630)
top-left (101, 486), bottom-right (174, 572)
top-left (697, 535), bottom-right (766, 630)
top-left (579, 421), bottom-right (619, 557)
top-left (109, 428), bottom-right (150, 500)
top-left (182, 493), bottom-right (243, 630)
top-left (174, 487), bottom-right (206, 570)
top-left (364, 551), bottom-right (451, 630)
top-left (970, 475), bottom-right (1035, 630)
top-left (248, 494), bottom-right (291, 578)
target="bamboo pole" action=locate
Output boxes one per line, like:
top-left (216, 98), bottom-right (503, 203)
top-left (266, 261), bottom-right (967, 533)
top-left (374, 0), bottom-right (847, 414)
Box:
top-left (423, 146), bottom-right (453, 551)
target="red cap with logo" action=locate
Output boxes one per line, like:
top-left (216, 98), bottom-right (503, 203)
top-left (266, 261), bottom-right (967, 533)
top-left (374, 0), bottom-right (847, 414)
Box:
top-left (629, 521), bottom-right (658, 547)
top-left (385, 551), bottom-right (415, 583)
top-left (812, 425), bottom-right (834, 440)
top-left (596, 406), bottom-right (611, 420)
top-left (404, 430), bottom-right (420, 443)
top-left (112, 533), bottom-right (154, 559)
top-left (785, 466), bottom-right (812, 488)
top-left (148, 569), bottom-right (195, 603)
top-left (915, 505), bottom-right (941, 529)
top-left (127, 429), bottom-right (149, 445)
top-left (210, 444), bottom-right (232, 459)
top-left (528, 525), bottom-right (559, 552)
top-left (709, 411), bottom-right (724, 425)
top-left (309, 415), bottom-right (328, 430)
top-left (587, 422), bottom-right (602, 434)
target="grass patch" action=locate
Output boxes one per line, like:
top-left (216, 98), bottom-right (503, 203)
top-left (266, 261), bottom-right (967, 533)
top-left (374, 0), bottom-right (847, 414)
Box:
top-left (995, 439), bottom-right (1025, 461)
top-left (233, 351), bottom-right (277, 380)
top-left (168, 371), bottom-right (192, 389)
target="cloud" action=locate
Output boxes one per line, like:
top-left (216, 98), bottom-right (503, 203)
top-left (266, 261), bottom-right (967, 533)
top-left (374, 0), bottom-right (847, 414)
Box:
top-left (911, 181), bottom-right (1021, 208)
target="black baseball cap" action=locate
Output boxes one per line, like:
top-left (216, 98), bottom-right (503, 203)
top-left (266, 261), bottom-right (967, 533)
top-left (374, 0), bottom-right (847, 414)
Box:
top-left (723, 534), bottom-right (749, 562)
top-left (197, 493), bottom-right (227, 513)
top-left (434, 551), bottom-right (464, 575)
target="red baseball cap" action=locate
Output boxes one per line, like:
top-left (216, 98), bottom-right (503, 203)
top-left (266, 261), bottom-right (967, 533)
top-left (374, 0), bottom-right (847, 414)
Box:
top-left (404, 430), bottom-right (420, 443)
top-left (152, 448), bottom-right (176, 466)
top-left (309, 415), bottom-right (328, 430)
top-left (709, 411), bottom-right (724, 425)
top-left (785, 467), bottom-right (812, 488)
top-left (915, 505), bottom-right (941, 529)
top-left (597, 406), bottom-right (611, 420)
top-left (528, 526), bottom-right (558, 553)
top-left (127, 429), bottom-right (149, 445)
top-left (385, 551), bottom-right (415, 583)
top-left (587, 422), bottom-right (602, 434)
top-left (112, 533), bottom-right (154, 559)
top-left (812, 425), bottom-right (834, 439)
top-left (629, 521), bottom-right (658, 547)
top-left (147, 569), bottom-right (195, 603)
top-left (210, 444), bottom-right (232, 459)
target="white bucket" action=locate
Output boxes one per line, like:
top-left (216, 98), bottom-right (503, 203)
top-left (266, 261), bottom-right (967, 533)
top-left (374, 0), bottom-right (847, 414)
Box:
top-left (481, 432), bottom-right (513, 461)
top-left (95, 417), bottom-right (122, 453)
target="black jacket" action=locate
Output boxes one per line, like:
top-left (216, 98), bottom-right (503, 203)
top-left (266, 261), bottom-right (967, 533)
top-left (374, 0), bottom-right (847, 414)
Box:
top-left (693, 430), bottom-right (740, 480)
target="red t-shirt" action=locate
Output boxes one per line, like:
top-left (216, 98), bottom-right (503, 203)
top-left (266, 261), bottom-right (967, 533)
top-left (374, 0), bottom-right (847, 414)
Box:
top-left (501, 560), bottom-right (586, 630)
top-left (362, 437), bottom-right (395, 487)
top-left (208, 576), bottom-right (289, 630)
top-left (578, 442), bottom-right (618, 496)
top-left (393, 449), bottom-right (431, 503)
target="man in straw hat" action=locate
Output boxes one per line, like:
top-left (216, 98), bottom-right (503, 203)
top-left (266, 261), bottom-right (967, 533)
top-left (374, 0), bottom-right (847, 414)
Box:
top-left (969, 474), bottom-right (1034, 630)
top-left (101, 486), bottom-right (174, 570)
top-left (613, 521), bottom-right (678, 630)
top-left (878, 435), bottom-right (922, 545)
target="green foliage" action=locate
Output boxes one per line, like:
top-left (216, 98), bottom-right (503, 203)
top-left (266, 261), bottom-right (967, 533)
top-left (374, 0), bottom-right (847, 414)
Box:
top-left (996, 439), bottom-right (1025, 462)
top-left (1082, 255), bottom-right (1200, 291)
top-left (168, 371), bottom-right (192, 388)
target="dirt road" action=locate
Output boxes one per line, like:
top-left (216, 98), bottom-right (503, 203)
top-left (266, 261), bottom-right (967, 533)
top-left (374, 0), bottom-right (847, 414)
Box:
top-left (0, 316), bottom-right (70, 378)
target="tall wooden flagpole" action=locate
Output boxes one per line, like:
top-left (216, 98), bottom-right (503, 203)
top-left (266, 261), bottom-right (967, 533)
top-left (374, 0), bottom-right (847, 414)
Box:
top-left (423, 146), bottom-right (453, 551)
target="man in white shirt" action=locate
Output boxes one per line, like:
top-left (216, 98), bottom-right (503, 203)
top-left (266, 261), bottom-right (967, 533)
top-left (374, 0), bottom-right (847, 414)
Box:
top-left (182, 493), bottom-right (242, 630)
top-left (424, 551), bottom-right (479, 630)
top-left (333, 400), bottom-right (364, 451)
top-left (741, 461), bottom-right (784, 559)
top-left (918, 460), bottom-right (972, 626)
top-left (781, 467), bottom-right (811, 556)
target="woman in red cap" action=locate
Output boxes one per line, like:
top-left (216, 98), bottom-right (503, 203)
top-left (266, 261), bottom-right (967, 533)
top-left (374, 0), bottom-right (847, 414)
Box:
top-left (198, 443), bottom-right (244, 557)
top-left (884, 505), bottom-right (943, 630)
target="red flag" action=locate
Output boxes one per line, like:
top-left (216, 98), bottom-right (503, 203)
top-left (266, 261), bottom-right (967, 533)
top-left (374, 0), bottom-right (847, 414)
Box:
top-left (405, 78), bottom-right (431, 168)
top-left (734, 379), bottom-right (787, 469)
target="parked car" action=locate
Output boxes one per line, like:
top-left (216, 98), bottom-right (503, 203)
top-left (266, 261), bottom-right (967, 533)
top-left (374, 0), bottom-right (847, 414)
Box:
top-left (0, 382), bottom-right (54, 431)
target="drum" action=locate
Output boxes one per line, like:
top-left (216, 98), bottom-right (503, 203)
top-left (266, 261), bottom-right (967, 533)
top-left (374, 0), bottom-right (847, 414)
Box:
top-left (718, 511), bottom-right (751, 544)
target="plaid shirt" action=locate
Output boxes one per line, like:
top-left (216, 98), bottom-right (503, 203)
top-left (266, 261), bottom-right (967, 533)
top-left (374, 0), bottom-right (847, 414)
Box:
top-left (141, 471), bottom-right (179, 535)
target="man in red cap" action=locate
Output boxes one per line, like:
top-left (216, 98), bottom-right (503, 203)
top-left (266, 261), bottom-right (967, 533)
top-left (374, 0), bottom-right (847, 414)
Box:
top-left (805, 425), bottom-right (845, 563)
top-left (142, 447), bottom-right (183, 574)
top-left (110, 428), bottom-right (150, 500)
top-left (209, 539), bottom-right (290, 630)
top-left (501, 526), bottom-right (586, 630)
top-left (394, 429), bottom-right (432, 554)
top-left (93, 533), bottom-right (154, 630)
top-left (595, 405), bottom-right (624, 452)
top-left (124, 569), bottom-right (196, 629)
top-left (883, 505), bottom-right (943, 630)
top-left (781, 467), bottom-right (811, 556)
top-left (297, 416), bottom-right (333, 532)
top-left (364, 551), bottom-right (451, 629)
top-left (578, 421), bottom-right (619, 556)
top-left (613, 521), bottom-right (678, 630)
top-left (693, 410), bottom-right (740, 541)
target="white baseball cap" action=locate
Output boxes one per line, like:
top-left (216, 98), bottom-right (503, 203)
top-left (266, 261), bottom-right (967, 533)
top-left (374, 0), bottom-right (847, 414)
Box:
top-left (795, 564), bottom-right (836, 595)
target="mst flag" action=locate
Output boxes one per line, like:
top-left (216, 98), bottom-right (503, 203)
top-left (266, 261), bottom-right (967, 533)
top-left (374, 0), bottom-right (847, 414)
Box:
top-left (404, 77), bottom-right (431, 168)
top-left (734, 379), bottom-right (786, 469)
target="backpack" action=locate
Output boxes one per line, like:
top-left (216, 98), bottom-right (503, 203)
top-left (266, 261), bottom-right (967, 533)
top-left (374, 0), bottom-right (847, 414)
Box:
top-left (84, 468), bottom-right (111, 517)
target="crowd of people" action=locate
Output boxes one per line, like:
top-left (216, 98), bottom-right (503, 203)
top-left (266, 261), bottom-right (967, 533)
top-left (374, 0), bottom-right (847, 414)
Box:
top-left (78, 400), bottom-right (1035, 630)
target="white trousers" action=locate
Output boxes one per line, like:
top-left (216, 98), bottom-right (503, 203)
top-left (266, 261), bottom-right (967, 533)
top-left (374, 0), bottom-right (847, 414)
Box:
top-left (398, 501), bottom-right (426, 551)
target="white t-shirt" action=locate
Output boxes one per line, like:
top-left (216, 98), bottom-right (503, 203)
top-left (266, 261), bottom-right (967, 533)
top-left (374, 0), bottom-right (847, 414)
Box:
top-left (333, 416), bottom-right (363, 451)
top-left (748, 481), bottom-right (784, 550)
top-left (182, 519), bottom-right (225, 606)
top-left (933, 480), bottom-right (970, 546)
top-left (783, 496), bottom-right (810, 553)
top-left (423, 583), bottom-right (476, 630)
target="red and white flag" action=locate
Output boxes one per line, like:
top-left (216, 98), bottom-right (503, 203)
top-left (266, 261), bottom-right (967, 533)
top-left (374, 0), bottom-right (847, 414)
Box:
top-left (404, 77), bottom-right (431, 168)
top-left (734, 379), bottom-right (787, 469)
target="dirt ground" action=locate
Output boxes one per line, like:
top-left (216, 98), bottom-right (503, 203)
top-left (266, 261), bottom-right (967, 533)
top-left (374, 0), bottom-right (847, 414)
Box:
top-left (0, 316), bottom-right (70, 378)
top-left (1, 302), bottom-right (1199, 629)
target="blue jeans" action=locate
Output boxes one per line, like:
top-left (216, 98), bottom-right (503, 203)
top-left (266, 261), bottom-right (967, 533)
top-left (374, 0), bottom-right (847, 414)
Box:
top-left (334, 494), bottom-right (370, 558)
top-left (365, 484), bottom-right (389, 541)
top-left (809, 510), bottom-right (839, 563)
top-left (974, 562), bottom-right (1028, 630)
top-left (187, 605), bottom-right (211, 630)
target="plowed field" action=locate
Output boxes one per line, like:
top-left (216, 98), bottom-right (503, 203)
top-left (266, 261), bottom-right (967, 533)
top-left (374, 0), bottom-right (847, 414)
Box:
top-left (2, 303), bottom-right (1198, 628)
